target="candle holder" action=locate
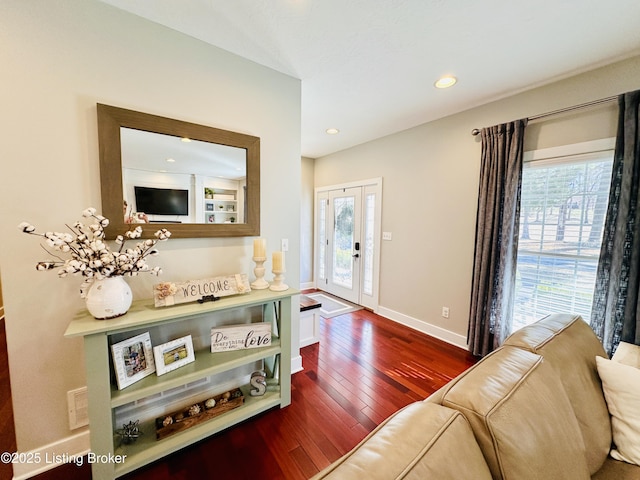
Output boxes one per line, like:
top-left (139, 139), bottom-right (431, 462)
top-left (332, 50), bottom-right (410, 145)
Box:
top-left (250, 257), bottom-right (270, 290)
top-left (269, 270), bottom-right (289, 291)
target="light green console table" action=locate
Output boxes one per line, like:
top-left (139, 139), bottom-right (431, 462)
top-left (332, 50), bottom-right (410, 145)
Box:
top-left (65, 288), bottom-right (296, 479)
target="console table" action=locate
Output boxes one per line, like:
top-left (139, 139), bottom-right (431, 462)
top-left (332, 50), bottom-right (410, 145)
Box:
top-left (65, 288), bottom-right (296, 479)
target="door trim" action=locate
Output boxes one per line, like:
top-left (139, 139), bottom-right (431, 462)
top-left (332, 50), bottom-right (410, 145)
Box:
top-left (314, 177), bottom-right (382, 312)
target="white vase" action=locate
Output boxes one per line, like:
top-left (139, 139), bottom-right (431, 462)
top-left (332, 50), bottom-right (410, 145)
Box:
top-left (85, 276), bottom-right (132, 320)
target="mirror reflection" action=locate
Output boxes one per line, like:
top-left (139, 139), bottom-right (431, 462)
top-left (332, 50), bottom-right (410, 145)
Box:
top-left (121, 128), bottom-right (247, 225)
top-left (97, 103), bottom-right (260, 239)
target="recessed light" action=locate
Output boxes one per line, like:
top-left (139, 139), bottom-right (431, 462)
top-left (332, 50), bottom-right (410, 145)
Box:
top-left (166, 158), bottom-right (176, 163)
top-left (434, 76), bottom-right (457, 89)
top-left (326, 128), bottom-right (340, 135)
top-left (181, 137), bottom-right (191, 142)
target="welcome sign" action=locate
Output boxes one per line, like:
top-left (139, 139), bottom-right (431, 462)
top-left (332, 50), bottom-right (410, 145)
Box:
top-left (153, 274), bottom-right (251, 307)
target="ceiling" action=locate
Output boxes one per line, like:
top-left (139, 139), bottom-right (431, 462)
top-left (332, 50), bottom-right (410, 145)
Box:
top-left (122, 127), bottom-right (246, 180)
top-left (99, 0), bottom-right (640, 158)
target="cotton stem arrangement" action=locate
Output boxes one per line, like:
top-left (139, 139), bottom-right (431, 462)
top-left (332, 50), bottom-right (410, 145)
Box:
top-left (19, 207), bottom-right (171, 297)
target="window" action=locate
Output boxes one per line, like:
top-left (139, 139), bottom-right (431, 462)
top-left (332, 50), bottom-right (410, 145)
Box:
top-left (363, 193), bottom-right (376, 296)
top-left (512, 139), bottom-right (614, 331)
top-left (318, 195), bottom-right (327, 282)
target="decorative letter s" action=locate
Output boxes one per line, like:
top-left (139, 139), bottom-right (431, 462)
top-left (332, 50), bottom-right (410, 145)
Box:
top-left (250, 370), bottom-right (267, 396)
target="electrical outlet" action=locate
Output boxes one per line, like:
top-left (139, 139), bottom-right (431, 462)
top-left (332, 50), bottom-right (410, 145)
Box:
top-left (442, 306), bottom-right (450, 319)
top-left (281, 238), bottom-right (289, 252)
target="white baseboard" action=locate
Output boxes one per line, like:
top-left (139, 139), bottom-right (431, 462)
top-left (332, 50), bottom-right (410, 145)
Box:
top-left (376, 306), bottom-right (468, 350)
top-left (12, 431), bottom-right (90, 480)
top-left (291, 355), bottom-right (303, 374)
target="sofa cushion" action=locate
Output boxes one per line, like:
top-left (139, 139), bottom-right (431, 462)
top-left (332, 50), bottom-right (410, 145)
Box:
top-left (592, 457), bottom-right (640, 479)
top-left (312, 402), bottom-right (492, 480)
top-left (612, 342), bottom-right (640, 368)
top-left (440, 346), bottom-right (590, 480)
top-left (596, 356), bottom-right (640, 466)
top-left (504, 313), bottom-right (611, 474)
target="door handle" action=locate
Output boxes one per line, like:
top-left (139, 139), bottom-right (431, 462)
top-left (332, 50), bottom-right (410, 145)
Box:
top-left (352, 253), bottom-right (360, 258)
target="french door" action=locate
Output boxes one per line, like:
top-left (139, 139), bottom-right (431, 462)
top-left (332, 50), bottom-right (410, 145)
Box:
top-left (315, 179), bottom-right (381, 311)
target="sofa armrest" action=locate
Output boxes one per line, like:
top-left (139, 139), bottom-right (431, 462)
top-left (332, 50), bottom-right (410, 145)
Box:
top-left (312, 401), bottom-right (491, 480)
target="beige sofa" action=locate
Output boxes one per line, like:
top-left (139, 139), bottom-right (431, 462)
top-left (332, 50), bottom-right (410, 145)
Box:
top-left (313, 314), bottom-right (640, 479)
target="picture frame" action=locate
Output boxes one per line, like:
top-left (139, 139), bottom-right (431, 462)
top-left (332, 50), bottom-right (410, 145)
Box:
top-left (111, 332), bottom-right (156, 390)
top-left (153, 335), bottom-right (196, 376)
top-left (206, 203), bottom-right (214, 211)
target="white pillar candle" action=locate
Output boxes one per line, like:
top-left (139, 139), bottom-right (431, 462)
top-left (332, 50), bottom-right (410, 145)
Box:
top-left (272, 251), bottom-right (285, 272)
top-left (253, 238), bottom-right (266, 258)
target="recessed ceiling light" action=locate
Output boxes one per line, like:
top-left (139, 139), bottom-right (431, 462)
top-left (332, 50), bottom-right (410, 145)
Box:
top-left (326, 128), bottom-right (340, 135)
top-left (166, 158), bottom-right (176, 163)
top-left (181, 137), bottom-right (191, 142)
top-left (434, 76), bottom-right (457, 89)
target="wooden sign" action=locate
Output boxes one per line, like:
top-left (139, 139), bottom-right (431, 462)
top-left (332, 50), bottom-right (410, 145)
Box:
top-left (155, 388), bottom-right (244, 440)
top-left (154, 274), bottom-right (251, 307)
top-left (210, 322), bottom-right (272, 353)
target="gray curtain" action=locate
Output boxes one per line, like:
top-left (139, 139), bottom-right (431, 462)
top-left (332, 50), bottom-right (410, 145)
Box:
top-left (468, 120), bottom-right (527, 357)
top-left (591, 90), bottom-right (640, 356)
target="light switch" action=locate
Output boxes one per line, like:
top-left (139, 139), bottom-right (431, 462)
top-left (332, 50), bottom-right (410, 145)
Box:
top-left (382, 232), bottom-right (393, 241)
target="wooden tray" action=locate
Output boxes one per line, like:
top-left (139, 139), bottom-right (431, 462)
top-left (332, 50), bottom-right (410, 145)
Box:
top-left (155, 388), bottom-right (244, 440)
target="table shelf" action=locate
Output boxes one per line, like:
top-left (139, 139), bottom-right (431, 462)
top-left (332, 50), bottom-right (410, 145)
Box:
top-left (65, 289), bottom-right (296, 479)
top-left (113, 387), bottom-right (281, 477)
top-left (110, 339), bottom-right (281, 407)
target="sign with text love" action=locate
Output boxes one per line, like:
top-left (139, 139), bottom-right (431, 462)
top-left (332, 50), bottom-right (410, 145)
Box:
top-left (153, 274), bottom-right (251, 307)
top-left (210, 322), bottom-right (272, 353)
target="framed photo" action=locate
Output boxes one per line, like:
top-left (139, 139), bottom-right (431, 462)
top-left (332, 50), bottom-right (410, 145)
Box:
top-left (206, 203), bottom-right (214, 211)
top-left (111, 332), bottom-right (156, 390)
top-left (154, 335), bottom-right (196, 376)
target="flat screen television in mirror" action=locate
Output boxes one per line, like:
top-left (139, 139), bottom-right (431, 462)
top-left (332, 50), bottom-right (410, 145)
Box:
top-left (134, 186), bottom-right (189, 217)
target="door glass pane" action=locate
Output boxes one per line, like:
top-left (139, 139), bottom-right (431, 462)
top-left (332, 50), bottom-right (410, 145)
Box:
top-left (318, 199), bottom-right (327, 281)
top-left (363, 193), bottom-right (375, 295)
top-left (333, 196), bottom-right (354, 288)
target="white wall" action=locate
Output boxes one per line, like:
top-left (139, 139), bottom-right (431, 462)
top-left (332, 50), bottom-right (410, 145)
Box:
top-left (300, 157), bottom-right (315, 287)
top-left (313, 55), bottom-right (640, 347)
top-left (0, 0), bottom-right (301, 469)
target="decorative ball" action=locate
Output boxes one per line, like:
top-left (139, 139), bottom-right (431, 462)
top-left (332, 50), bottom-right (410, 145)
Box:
top-left (231, 389), bottom-right (242, 399)
top-left (162, 416), bottom-right (173, 427)
top-left (205, 398), bottom-right (216, 409)
top-left (188, 404), bottom-right (201, 416)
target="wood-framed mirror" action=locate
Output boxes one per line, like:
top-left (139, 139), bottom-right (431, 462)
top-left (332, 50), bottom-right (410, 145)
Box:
top-left (97, 104), bottom-right (260, 238)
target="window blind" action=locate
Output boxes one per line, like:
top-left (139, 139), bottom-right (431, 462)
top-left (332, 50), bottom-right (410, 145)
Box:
top-left (513, 151), bottom-right (613, 330)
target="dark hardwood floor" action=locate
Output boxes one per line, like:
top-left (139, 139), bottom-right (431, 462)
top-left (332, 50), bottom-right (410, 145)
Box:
top-left (0, 317), bottom-right (16, 480)
top-left (35, 306), bottom-right (476, 480)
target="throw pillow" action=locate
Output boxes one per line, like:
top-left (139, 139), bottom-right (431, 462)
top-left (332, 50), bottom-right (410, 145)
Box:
top-left (612, 342), bottom-right (640, 368)
top-left (596, 356), bottom-right (640, 466)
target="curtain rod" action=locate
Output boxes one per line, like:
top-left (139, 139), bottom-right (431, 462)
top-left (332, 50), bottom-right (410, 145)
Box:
top-left (470, 95), bottom-right (618, 136)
